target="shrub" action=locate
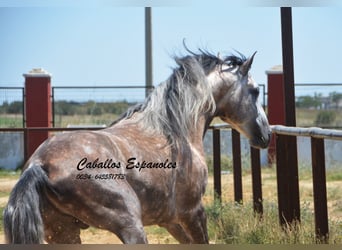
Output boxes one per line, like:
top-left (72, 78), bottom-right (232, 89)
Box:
top-left (315, 111), bottom-right (336, 126)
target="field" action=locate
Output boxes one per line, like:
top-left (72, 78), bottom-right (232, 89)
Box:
top-left (0, 167), bottom-right (341, 244)
top-left (0, 108), bottom-right (341, 128)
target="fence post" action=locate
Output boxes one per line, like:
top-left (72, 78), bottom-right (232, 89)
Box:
top-left (250, 147), bottom-right (263, 215)
top-left (277, 7), bottom-right (301, 227)
top-left (232, 129), bottom-right (243, 203)
top-left (213, 129), bottom-right (221, 202)
top-left (265, 65), bottom-right (285, 164)
top-left (311, 137), bottom-right (329, 242)
top-left (24, 68), bottom-right (52, 160)
top-left (275, 134), bottom-right (300, 226)
top-left (145, 7), bottom-right (153, 98)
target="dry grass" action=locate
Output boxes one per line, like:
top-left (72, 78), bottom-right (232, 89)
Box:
top-left (0, 167), bottom-right (341, 244)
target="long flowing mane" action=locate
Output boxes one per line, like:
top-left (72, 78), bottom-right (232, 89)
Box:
top-left (111, 50), bottom-right (247, 166)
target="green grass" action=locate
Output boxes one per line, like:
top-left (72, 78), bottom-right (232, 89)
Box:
top-left (1, 108), bottom-right (341, 128)
top-left (144, 226), bottom-right (178, 244)
top-left (0, 190), bottom-right (9, 199)
top-left (205, 200), bottom-right (342, 244)
top-left (296, 108), bottom-right (342, 127)
top-left (54, 113), bottom-right (118, 127)
top-left (204, 165), bottom-right (342, 244)
top-left (0, 113), bottom-right (117, 128)
top-left (326, 169), bottom-right (342, 182)
top-left (0, 114), bottom-right (23, 128)
top-left (0, 207), bottom-right (3, 234)
top-left (0, 169), bottom-right (20, 179)
top-left (0, 171), bottom-right (20, 235)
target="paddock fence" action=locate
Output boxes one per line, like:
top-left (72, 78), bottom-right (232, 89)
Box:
top-left (51, 85), bottom-right (154, 127)
top-left (0, 83), bottom-right (341, 242)
top-left (0, 87), bottom-right (25, 127)
top-left (210, 123), bottom-right (342, 242)
top-left (2, 83), bottom-right (342, 128)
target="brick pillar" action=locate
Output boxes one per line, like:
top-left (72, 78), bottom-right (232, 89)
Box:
top-left (266, 65), bottom-right (285, 164)
top-left (24, 68), bottom-right (52, 159)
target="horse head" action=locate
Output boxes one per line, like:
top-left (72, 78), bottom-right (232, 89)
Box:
top-left (209, 52), bottom-right (271, 149)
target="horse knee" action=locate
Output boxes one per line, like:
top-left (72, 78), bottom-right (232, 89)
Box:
top-left (117, 224), bottom-right (148, 244)
top-left (179, 205), bottom-right (209, 243)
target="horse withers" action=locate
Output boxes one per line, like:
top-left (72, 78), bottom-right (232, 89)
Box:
top-left (3, 48), bottom-right (270, 244)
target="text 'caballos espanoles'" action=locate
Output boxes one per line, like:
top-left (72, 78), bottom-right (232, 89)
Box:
top-left (77, 157), bottom-right (177, 172)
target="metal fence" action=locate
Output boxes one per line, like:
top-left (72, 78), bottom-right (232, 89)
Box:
top-left (51, 85), bottom-right (154, 127)
top-left (0, 87), bottom-right (25, 127)
top-left (1, 83), bottom-right (342, 128)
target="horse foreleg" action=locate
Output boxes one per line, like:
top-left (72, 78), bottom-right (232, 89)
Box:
top-left (115, 221), bottom-right (147, 244)
top-left (161, 223), bottom-right (191, 243)
top-left (179, 204), bottom-right (209, 244)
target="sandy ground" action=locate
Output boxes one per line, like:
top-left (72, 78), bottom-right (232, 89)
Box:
top-left (1, 171), bottom-right (341, 244)
top-left (0, 178), bottom-right (120, 244)
top-left (0, 177), bottom-right (177, 244)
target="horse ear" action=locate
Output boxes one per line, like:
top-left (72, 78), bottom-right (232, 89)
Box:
top-left (239, 51), bottom-right (257, 76)
top-left (217, 52), bottom-right (222, 60)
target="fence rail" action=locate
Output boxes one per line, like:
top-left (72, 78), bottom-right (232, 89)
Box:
top-left (271, 125), bottom-right (342, 140)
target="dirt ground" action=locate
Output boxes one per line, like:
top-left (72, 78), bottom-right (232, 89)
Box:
top-left (1, 170), bottom-right (341, 244)
top-left (0, 177), bottom-right (177, 244)
top-left (0, 178), bottom-right (120, 244)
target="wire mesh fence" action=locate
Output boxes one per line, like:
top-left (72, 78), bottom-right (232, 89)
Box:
top-left (51, 85), bottom-right (153, 127)
top-left (0, 83), bottom-right (341, 128)
top-left (0, 87), bottom-right (24, 128)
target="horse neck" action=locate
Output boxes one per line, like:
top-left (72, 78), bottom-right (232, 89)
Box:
top-left (188, 114), bottom-right (214, 146)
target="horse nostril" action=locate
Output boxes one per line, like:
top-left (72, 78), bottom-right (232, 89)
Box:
top-left (261, 132), bottom-right (271, 147)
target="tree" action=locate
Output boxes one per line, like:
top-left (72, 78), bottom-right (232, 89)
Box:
top-left (0, 101), bottom-right (9, 114)
top-left (296, 95), bottom-right (320, 109)
top-left (7, 101), bottom-right (23, 114)
top-left (55, 101), bottom-right (77, 115)
top-left (329, 91), bottom-right (342, 109)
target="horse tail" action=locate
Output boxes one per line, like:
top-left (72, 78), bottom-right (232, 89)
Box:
top-left (3, 164), bottom-right (50, 243)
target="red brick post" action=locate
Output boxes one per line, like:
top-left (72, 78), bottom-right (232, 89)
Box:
top-left (24, 68), bottom-right (52, 159)
top-left (266, 65), bottom-right (285, 164)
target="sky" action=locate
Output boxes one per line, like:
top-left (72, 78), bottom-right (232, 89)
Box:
top-left (0, 0), bottom-right (342, 101)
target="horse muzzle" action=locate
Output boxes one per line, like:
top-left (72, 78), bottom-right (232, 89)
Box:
top-left (250, 129), bottom-right (272, 149)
